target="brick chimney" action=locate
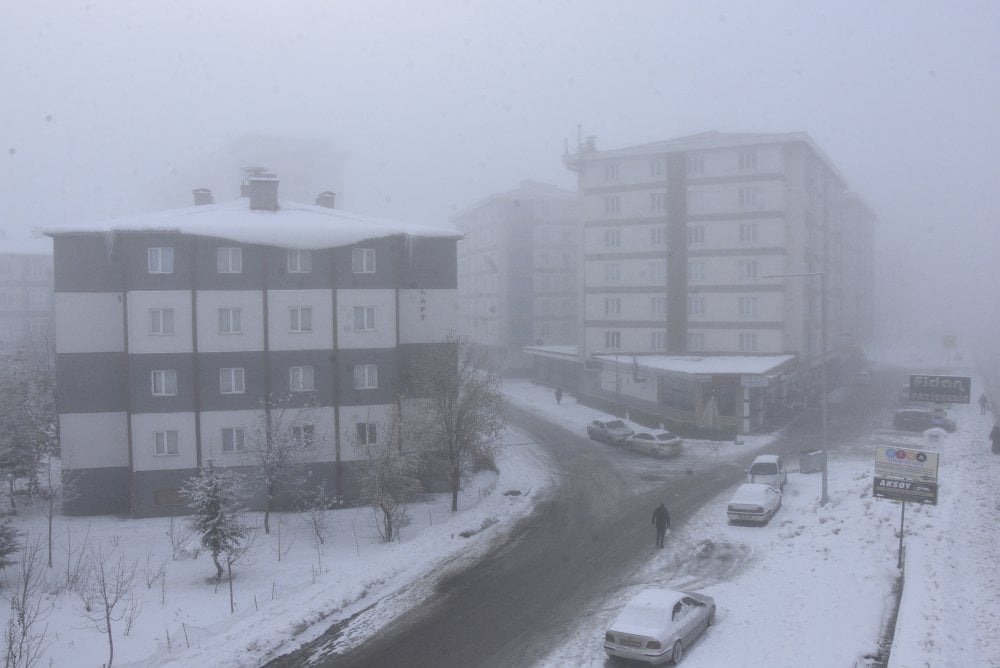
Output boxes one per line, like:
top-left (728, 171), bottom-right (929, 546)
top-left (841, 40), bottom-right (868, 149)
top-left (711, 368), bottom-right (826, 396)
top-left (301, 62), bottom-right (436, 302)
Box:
top-left (315, 191), bottom-right (336, 208)
top-left (192, 188), bottom-right (214, 206)
top-left (247, 174), bottom-right (279, 211)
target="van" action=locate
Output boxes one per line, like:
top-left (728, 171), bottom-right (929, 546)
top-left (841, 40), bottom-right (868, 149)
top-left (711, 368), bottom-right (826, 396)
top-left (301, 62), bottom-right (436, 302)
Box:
top-left (746, 454), bottom-right (787, 491)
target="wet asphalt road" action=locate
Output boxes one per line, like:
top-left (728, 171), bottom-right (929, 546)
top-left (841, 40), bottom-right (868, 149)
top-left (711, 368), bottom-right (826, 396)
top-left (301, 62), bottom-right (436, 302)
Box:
top-left (265, 373), bottom-right (894, 668)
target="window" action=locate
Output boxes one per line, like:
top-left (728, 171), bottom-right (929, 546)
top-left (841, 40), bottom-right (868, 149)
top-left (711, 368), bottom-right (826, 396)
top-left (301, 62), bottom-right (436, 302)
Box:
top-left (688, 332), bottom-right (705, 351)
top-left (739, 333), bottom-right (758, 352)
top-left (287, 249), bottom-right (312, 273)
top-left (352, 248), bottom-right (376, 273)
top-left (148, 247), bottom-right (174, 274)
top-left (154, 489), bottom-right (183, 506)
top-left (356, 422), bottom-right (377, 446)
top-left (650, 158), bottom-right (665, 177)
top-left (149, 308), bottom-right (175, 335)
top-left (220, 367), bottom-right (245, 394)
top-left (651, 332), bottom-right (667, 350)
top-left (290, 306), bottom-right (312, 332)
top-left (603, 195), bottom-right (621, 215)
top-left (688, 296), bottom-right (705, 316)
top-left (604, 263), bottom-right (620, 282)
top-left (604, 297), bottom-right (621, 316)
top-left (651, 296), bottom-right (667, 316)
top-left (290, 366), bottom-right (315, 392)
top-left (687, 154), bottom-right (704, 175)
top-left (354, 364), bottom-right (378, 389)
top-left (651, 262), bottom-right (667, 283)
top-left (650, 227), bottom-right (666, 245)
top-left (738, 150), bottom-right (757, 171)
top-left (218, 308), bottom-right (242, 334)
top-left (687, 261), bottom-right (705, 281)
top-left (604, 162), bottom-right (620, 181)
top-left (739, 222), bottom-right (759, 244)
top-left (687, 225), bottom-right (705, 245)
top-left (151, 370), bottom-right (177, 396)
top-left (353, 306), bottom-right (376, 331)
top-left (154, 430), bottom-right (178, 456)
top-left (739, 296), bottom-right (758, 318)
top-left (0, 292), bottom-right (11, 308)
top-left (603, 229), bottom-right (620, 248)
top-left (739, 259), bottom-right (759, 280)
top-left (604, 331), bottom-right (620, 350)
top-left (222, 427), bottom-right (245, 453)
top-left (649, 192), bottom-right (666, 212)
top-left (292, 424), bottom-right (315, 447)
top-left (216, 247), bottom-right (242, 274)
top-left (739, 187), bottom-right (759, 208)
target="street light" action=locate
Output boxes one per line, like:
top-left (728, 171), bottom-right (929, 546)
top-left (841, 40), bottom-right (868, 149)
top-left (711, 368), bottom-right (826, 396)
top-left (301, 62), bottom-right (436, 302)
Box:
top-left (764, 271), bottom-right (828, 505)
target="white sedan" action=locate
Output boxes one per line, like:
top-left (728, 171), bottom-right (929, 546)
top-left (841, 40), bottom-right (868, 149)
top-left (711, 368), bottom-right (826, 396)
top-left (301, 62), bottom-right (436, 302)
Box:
top-left (625, 431), bottom-right (683, 458)
top-left (727, 482), bottom-right (782, 525)
top-left (604, 588), bottom-right (716, 664)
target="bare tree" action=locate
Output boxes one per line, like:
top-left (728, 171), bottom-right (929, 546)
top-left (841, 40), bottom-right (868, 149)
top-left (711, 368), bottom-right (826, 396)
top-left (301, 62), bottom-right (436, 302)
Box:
top-left (409, 338), bottom-right (505, 512)
top-left (79, 542), bottom-right (138, 668)
top-left (242, 394), bottom-right (319, 535)
top-left (3, 535), bottom-right (51, 668)
top-left (37, 454), bottom-right (79, 568)
top-left (355, 408), bottom-right (422, 542)
top-left (181, 462), bottom-right (250, 582)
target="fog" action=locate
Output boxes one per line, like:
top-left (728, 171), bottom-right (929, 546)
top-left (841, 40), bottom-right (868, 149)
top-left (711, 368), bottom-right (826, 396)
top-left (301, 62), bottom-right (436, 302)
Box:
top-left (2, 0), bottom-right (998, 350)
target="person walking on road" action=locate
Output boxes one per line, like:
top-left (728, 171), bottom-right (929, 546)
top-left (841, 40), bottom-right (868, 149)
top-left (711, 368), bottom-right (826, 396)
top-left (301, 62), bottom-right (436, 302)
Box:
top-left (652, 502), bottom-right (671, 548)
top-left (990, 425), bottom-right (1000, 454)
top-left (979, 393), bottom-right (990, 415)
top-left (555, 386), bottom-right (563, 405)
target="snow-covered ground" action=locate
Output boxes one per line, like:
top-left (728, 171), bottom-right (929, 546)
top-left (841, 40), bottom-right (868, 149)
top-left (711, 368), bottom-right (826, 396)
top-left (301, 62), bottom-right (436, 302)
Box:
top-left (1, 348), bottom-right (997, 667)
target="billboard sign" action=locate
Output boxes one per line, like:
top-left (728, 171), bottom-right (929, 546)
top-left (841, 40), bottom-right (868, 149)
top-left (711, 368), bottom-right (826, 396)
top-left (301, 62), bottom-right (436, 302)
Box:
top-left (873, 477), bottom-right (938, 504)
top-left (908, 374), bottom-right (971, 404)
top-left (874, 445), bottom-right (939, 505)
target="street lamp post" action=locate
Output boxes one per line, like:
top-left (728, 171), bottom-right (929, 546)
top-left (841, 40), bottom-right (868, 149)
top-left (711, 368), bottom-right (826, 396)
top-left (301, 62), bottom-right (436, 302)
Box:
top-left (765, 271), bottom-right (828, 505)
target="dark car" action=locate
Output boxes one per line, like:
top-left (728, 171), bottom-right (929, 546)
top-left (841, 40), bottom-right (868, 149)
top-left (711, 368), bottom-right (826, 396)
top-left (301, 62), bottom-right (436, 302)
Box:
top-left (586, 419), bottom-right (635, 446)
top-left (892, 409), bottom-right (956, 433)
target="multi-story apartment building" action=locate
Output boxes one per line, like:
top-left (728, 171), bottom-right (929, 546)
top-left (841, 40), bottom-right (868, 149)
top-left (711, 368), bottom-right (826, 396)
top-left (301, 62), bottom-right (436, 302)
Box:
top-left (544, 131), bottom-right (875, 434)
top-left (47, 179), bottom-right (459, 517)
top-left (454, 181), bottom-right (579, 370)
top-left (0, 236), bottom-right (54, 352)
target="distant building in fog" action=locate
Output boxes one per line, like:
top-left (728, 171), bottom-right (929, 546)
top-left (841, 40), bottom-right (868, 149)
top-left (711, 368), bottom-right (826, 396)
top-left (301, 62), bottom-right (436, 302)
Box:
top-left (453, 181), bottom-right (580, 371)
top-left (526, 131), bottom-right (875, 435)
top-left (0, 235), bottom-right (54, 352)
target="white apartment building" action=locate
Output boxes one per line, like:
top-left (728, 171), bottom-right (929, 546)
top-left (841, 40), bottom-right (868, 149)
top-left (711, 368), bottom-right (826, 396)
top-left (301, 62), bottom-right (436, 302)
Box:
top-left (454, 181), bottom-right (580, 369)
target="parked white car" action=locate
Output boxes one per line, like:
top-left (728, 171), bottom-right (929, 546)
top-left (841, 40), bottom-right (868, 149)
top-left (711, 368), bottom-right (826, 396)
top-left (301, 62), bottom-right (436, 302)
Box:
top-left (604, 588), bottom-right (716, 664)
top-left (626, 431), bottom-right (683, 458)
top-left (727, 482), bottom-right (782, 525)
top-left (746, 454), bottom-right (787, 491)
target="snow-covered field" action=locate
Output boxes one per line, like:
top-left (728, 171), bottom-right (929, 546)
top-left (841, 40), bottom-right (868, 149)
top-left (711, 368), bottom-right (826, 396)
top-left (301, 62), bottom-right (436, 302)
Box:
top-left (1, 347), bottom-right (997, 667)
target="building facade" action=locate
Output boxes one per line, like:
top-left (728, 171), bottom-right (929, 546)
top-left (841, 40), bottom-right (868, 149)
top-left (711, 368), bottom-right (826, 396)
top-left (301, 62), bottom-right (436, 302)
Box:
top-left (454, 181), bottom-right (579, 371)
top-left (541, 131), bottom-right (875, 435)
top-left (48, 183), bottom-right (459, 517)
top-left (0, 237), bottom-right (54, 353)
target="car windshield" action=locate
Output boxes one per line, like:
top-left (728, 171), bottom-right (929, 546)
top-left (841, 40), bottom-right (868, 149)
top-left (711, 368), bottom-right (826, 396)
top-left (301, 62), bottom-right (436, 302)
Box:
top-left (606, 420), bottom-right (626, 429)
top-left (656, 433), bottom-right (677, 441)
top-left (749, 462), bottom-right (778, 475)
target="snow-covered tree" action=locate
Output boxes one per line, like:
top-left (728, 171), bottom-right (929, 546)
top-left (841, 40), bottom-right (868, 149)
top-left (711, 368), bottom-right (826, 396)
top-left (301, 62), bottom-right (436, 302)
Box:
top-left (79, 542), bottom-right (138, 668)
top-left (3, 535), bottom-right (51, 668)
top-left (0, 520), bottom-right (20, 571)
top-left (242, 394), bottom-right (319, 535)
top-left (355, 408), bottom-right (422, 542)
top-left (408, 338), bottom-right (505, 512)
top-left (181, 462), bottom-right (250, 582)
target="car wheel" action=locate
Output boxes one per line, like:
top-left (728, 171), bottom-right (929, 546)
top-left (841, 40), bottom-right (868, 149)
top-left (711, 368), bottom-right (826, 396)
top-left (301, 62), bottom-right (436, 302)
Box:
top-left (708, 606), bottom-right (716, 626)
top-left (671, 639), bottom-right (683, 664)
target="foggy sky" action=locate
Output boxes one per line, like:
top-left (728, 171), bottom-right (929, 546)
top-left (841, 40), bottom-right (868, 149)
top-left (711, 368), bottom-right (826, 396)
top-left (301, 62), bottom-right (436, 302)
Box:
top-left (2, 1), bottom-right (998, 348)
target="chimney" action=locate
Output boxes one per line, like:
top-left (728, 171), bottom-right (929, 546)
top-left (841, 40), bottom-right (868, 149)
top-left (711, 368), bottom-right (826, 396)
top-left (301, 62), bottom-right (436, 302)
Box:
top-left (192, 188), bottom-right (214, 206)
top-left (315, 191), bottom-right (336, 209)
top-left (247, 174), bottom-right (279, 211)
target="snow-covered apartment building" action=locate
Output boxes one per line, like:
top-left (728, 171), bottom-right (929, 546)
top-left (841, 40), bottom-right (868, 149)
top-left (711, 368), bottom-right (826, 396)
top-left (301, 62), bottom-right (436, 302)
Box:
top-left (454, 181), bottom-right (580, 371)
top-left (0, 236), bottom-right (54, 353)
top-left (528, 131), bottom-right (875, 434)
top-left (47, 178), bottom-right (460, 517)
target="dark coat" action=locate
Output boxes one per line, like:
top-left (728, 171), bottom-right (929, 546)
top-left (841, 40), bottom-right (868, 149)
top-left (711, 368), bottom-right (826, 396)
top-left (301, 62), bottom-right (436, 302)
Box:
top-left (991, 426), bottom-right (1000, 445)
top-left (652, 504), bottom-right (670, 529)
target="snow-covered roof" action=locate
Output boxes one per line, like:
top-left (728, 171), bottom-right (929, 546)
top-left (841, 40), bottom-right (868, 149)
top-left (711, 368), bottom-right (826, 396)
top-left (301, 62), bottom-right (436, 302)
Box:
top-left (0, 236), bottom-right (53, 256)
top-left (43, 198), bottom-right (462, 250)
top-left (594, 353), bottom-right (797, 376)
top-left (522, 345), bottom-right (579, 360)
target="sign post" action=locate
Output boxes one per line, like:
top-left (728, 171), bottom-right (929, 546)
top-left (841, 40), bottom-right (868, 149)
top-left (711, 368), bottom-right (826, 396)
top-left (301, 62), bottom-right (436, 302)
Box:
top-left (874, 445), bottom-right (940, 568)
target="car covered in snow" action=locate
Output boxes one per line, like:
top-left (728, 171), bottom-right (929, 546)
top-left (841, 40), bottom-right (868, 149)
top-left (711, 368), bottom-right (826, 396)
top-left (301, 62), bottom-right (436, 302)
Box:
top-left (625, 431), bottom-right (683, 458)
top-left (727, 482), bottom-right (782, 525)
top-left (892, 408), bottom-right (956, 433)
top-left (604, 588), bottom-right (716, 664)
top-left (745, 454), bottom-right (787, 491)
top-left (586, 419), bottom-right (635, 446)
